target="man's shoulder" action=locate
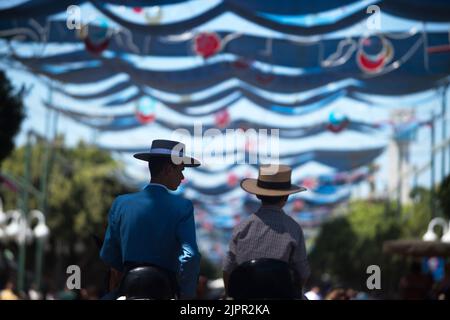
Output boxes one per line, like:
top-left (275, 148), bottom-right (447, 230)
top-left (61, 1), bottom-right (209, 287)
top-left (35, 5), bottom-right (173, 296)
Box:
top-left (113, 189), bottom-right (192, 214)
top-left (114, 190), bottom-right (145, 203)
top-left (168, 193), bottom-right (193, 210)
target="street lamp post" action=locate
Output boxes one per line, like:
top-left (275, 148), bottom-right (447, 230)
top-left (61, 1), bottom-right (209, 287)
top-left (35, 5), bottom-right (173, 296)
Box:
top-left (30, 210), bottom-right (50, 291)
top-left (0, 204), bottom-right (50, 295)
top-left (17, 131), bottom-right (32, 293)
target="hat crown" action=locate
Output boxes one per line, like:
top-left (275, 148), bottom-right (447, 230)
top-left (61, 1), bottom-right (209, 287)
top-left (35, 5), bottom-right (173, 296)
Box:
top-left (151, 139), bottom-right (185, 152)
top-left (258, 164), bottom-right (292, 183)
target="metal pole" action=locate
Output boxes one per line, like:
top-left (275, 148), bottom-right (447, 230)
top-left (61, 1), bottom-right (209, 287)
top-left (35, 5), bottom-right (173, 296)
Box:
top-left (441, 85), bottom-right (447, 181)
top-left (35, 82), bottom-right (54, 293)
top-left (18, 131), bottom-right (32, 293)
top-left (442, 84), bottom-right (448, 178)
top-left (36, 141), bottom-right (50, 292)
top-left (430, 113), bottom-right (436, 218)
top-left (397, 141), bottom-right (402, 215)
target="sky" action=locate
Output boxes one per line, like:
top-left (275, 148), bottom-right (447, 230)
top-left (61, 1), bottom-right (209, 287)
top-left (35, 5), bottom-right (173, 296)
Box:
top-left (1, 0), bottom-right (450, 202)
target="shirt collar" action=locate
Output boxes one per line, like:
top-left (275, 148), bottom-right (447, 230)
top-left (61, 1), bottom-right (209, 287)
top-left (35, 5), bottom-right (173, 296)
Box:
top-left (146, 183), bottom-right (170, 192)
top-left (258, 205), bottom-right (284, 213)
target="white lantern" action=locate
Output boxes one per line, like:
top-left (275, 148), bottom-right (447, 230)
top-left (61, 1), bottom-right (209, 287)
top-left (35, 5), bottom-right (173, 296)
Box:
top-left (441, 222), bottom-right (450, 243)
top-left (4, 210), bottom-right (22, 239)
top-left (423, 218), bottom-right (449, 242)
top-left (29, 210), bottom-right (50, 240)
top-left (34, 223), bottom-right (50, 240)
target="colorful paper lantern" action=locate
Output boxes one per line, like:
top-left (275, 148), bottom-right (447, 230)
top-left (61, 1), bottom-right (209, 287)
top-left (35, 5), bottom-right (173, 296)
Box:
top-left (80, 18), bottom-right (111, 55)
top-left (214, 109), bottom-right (230, 128)
top-left (227, 173), bottom-right (238, 187)
top-left (302, 177), bottom-right (318, 190)
top-left (357, 35), bottom-right (394, 74)
top-left (293, 199), bottom-right (304, 212)
top-left (327, 110), bottom-right (349, 133)
top-left (135, 96), bottom-right (156, 124)
top-left (193, 32), bottom-right (222, 59)
top-left (144, 6), bottom-right (162, 25)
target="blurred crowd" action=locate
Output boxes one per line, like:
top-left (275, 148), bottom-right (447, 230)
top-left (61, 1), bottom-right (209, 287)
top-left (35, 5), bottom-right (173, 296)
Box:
top-left (1, 261), bottom-right (449, 300)
top-left (0, 279), bottom-right (101, 300)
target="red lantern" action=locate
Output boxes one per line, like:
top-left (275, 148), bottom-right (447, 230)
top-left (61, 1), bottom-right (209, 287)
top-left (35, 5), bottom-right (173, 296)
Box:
top-left (214, 109), bottom-right (230, 128)
top-left (327, 121), bottom-right (349, 133)
top-left (293, 199), bottom-right (304, 212)
top-left (135, 97), bottom-right (156, 124)
top-left (193, 32), bottom-right (222, 59)
top-left (356, 36), bottom-right (394, 74)
top-left (203, 221), bottom-right (214, 232)
top-left (84, 37), bottom-right (110, 55)
top-left (302, 177), bottom-right (318, 190)
top-left (133, 7), bottom-right (143, 13)
top-left (227, 173), bottom-right (238, 187)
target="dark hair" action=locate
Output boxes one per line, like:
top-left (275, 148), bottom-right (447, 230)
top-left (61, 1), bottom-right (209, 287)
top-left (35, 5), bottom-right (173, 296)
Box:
top-left (148, 157), bottom-right (173, 178)
top-left (256, 195), bottom-right (288, 205)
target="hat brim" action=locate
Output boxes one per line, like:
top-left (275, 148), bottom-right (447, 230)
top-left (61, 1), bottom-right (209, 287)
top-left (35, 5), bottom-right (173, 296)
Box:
top-left (240, 178), bottom-right (306, 196)
top-left (133, 153), bottom-right (201, 167)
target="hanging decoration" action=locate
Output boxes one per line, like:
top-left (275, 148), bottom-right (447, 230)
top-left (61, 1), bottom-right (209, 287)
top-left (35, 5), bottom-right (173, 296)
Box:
top-left (232, 57), bottom-right (252, 70)
top-left (292, 199), bottom-right (304, 212)
top-left (193, 32), bottom-right (222, 59)
top-left (256, 71), bottom-right (275, 85)
top-left (357, 35), bottom-right (394, 74)
top-left (227, 173), bottom-right (239, 187)
top-left (327, 109), bottom-right (349, 133)
top-left (202, 221), bottom-right (214, 232)
top-left (144, 7), bottom-right (163, 25)
top-left (321, 38), bottom-right (357, 68)
top-left (77, 18), bottom-right (111, 55)
top-left (135, 96), bottom-right (156, 124)
top-left (301, 177), bottom-right (318, 191)
top-left (214, 109), bottom-right (230, 128)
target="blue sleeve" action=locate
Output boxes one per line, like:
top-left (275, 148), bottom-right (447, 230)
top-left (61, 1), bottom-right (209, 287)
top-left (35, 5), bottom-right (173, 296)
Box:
top-left (176, 200), bottom-right (201, 299)
top-left (100, 199), bottom-right (123, 272)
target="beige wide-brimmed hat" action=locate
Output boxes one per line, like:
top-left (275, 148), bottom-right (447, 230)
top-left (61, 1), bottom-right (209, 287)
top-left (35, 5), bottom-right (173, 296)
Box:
top-left (240, 164), bottom-right (307, 196)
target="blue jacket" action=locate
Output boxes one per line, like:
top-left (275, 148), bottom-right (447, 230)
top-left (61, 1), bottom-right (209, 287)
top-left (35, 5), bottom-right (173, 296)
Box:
top-left (100, 184), bottom-right (201, 298)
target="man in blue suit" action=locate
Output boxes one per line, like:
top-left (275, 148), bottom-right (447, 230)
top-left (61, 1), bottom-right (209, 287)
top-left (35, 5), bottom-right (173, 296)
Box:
top-left (100, 139), bottom-right (201, 299)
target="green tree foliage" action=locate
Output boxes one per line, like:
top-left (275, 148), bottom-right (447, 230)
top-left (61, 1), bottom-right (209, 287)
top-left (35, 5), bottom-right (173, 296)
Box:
top-left (0, 70), bottom-right (25, 164)
top-left (402, 187), bottom-right (433, 238)
top-left (308, 199), bottom-right (430, 297)
top-left (0, 137), bottom-right (134, 289)
top-left (1, 137), bottom-right (133, 242)
top-left (437, 174), bottom-right (450, 219)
